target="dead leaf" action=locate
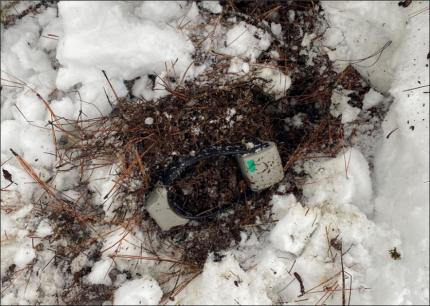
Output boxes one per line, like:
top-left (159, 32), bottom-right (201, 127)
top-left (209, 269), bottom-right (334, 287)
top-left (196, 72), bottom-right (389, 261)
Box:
top-left (398, 0), bottom-right (412, 8)
top-left (2, 168), bottom-right (14, 184)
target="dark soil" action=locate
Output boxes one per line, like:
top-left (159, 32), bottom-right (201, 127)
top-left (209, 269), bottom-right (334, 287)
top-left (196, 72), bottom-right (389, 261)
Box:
top-left (61, 1), bottom-right (371, 268)
top-left (105, 75), bottom-right (350, 267)
top-left (62, 283), bottom-right (114, 305)
top-left (170, 155), bottom-right (246, 217)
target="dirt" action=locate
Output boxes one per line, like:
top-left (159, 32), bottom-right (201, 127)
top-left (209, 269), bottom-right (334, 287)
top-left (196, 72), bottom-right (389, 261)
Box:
top-left (170, 155), bottom-right (246, 217)
top-left (58, 1), bottom-right (371, 269)
top-left (62, 283), bottom-right (114, 305)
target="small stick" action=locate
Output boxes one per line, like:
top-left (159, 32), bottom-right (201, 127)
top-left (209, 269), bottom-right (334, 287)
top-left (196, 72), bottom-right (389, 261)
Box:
top-left (277, 277), bottom-right (296, 294)
top-left (341, 245), bottom-right (346, 306)
top-left (288, 259), bottom-right (296, 274)
top-left (402, 84), bottom-right (429, 92)
top-left (386, 128), bottom-right (399, 139)
top-left (320, 284), bottom-right (340, 305)
top-left (102, 70), bottom-right (120, 103)
top-left (179, 60), bottom-right (195, 87)
top-left (303, 272), bottom-right (341, 295)
top-left (294, 272), bottom-right (305, 296)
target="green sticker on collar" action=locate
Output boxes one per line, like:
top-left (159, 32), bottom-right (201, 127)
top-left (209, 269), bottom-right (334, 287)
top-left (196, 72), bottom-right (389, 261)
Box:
top-left (246, 159), bottom-right (256, 173)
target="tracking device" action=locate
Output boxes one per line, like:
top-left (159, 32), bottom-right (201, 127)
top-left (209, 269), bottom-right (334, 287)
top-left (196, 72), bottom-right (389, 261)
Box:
top-left (144, 141), bottom-right (284, 231)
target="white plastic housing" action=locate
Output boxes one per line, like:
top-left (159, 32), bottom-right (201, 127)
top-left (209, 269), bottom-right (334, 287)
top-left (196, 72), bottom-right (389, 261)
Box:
top-left (145, 185), bottom-right (189, 231)
top-left (237, 141), bottom-right (284, 191)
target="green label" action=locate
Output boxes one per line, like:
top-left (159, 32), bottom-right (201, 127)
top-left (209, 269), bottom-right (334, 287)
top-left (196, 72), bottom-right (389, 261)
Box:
top-left (246, 159), bottom-right (256, 173)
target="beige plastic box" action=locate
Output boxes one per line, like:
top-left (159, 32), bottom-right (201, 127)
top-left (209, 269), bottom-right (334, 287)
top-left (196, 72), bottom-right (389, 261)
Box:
top-left (236, 141), bottom-right (284, 191)
top-left (145, 184), bottom-right (189, 231)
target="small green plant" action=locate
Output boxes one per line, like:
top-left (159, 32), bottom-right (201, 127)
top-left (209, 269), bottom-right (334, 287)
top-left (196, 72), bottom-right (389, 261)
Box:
top-left (389, 247), bottom-right (401, 260)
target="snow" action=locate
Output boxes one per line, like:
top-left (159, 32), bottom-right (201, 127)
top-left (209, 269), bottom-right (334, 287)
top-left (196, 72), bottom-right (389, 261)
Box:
top-left (257, 67), bottom-right (292, 99)
top-left (86, 259), bottom-right (113, 286)
top-left (362, 88), bottom-right (385, 110)
top-left (330, 88), bottom-right (361, 124)
top-left (134, 1), bottom-right (190, 23)
top-left (70, 252), bottom-right (89, 274)
top-left (14, 244), bottom-right (36, 268)
top-left (225, 108), bottom-right (236, 121)
top-left (57, 1), bottom-right (192, 82)
top-left (303, 148), bottom-right (374, 215)
top-left (55, 1), bottom-right (197, 117)
top-left (321, 1), bottom-right (429, 304)
top-left (48, 97), bottom-right (76, 121)
top-left (270, 203), bottom-right (320, 256)
top-left (221, 21), bottom-right (272, 61)
top-left (176, 253), bottom-right (272, 305)
top-left (0, 1), bottom-right (428, 305)
top-left (36, 220), bottom-right (53, 238)
top-left (271, 22), bottom-right (282, 38)
top-left (144, 117), bottom-right (154, 125)
top-left (301, 32), bottom-right (316, 48)
top-left (176, 194), bottom-right (404, 304)
top-left (228, 57), bottom-right (250, 75)
top-left (200, 1), bottom-right (223, 14)
top-left (13, 94), bottom-right (47, 122)
top-left (20, 122), bottom-right (56, 167)
top-left (132, 75), bottom-right (167, 101)
top-left (270, 193), bottom-right (298, 220)
top-left (96, 225), bottom-right (156, 274)
top-left (86, 164), bottom-right (120, 220)
top-left (113, 277), bottom-right (163, 305)
top-left (1, 120), bottom-right (24, 154)
top-left (321, 1), bottom-right (408, 93)
top-left (373, 17), bottom-right (430, 306)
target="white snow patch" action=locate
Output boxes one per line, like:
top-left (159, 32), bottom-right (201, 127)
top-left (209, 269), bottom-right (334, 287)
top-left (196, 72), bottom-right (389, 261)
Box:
top-left (48, 97), bottom-right (77, 122)
top-left (113, 276), bottom-right (163, 305)
top-left (71, 252), bottom-right (89, 274)
top-left (270, 193), bottom-right (298, 220)
top-left (322, 2), bottom-right (429, 302)
top-left (200, 1), bottom-right (223, 14)
top-left (14, 245), bottom-right (36, 268)
top-left (86, 259), bottom-right (112, 286)
top-left (372, 2), bottom-right (429, 303)
top-left (330, 89), bottom-right (361, 123)
top-left (132, 75), bottom-right (169, 101)
top-left (228, 57), bottom-right (250, 74)
top-left (301, 32), bottom-right (316, 48)
top-left (362, 88), bottom-right (385, 110)
top-left (12, 94), bottom-right (47, 123)
top-left (134, 1), bottom-right (191, 23)
top-left (221, 21), bottom-right (272, 61)
top-left (1, 120), bottom-right (24, 155)
top-left (57, 2), bottom-right (195, 84)
top-left (257, 67), bottom-right (291, 98)
top-left (144, 117), bottom-right (154, 125)
top-left (303, 148), bottom-right (373, 215)
top-left (270, 202), bottom-right (320, 256)
top-left (55, 1), bottom-right (197, 110)
top-left (271, 23), bottom-right (282, 38)
top-left (36, 220), bottom-right (53, 238)
top-left (20, 122), bottom-right (56, 168)
top-left (177, 253), bottom-right (272, 304)
top-left (321, 1), bottom-right (408, 92)
top-left (86, 164), bottom-right (120, 220)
